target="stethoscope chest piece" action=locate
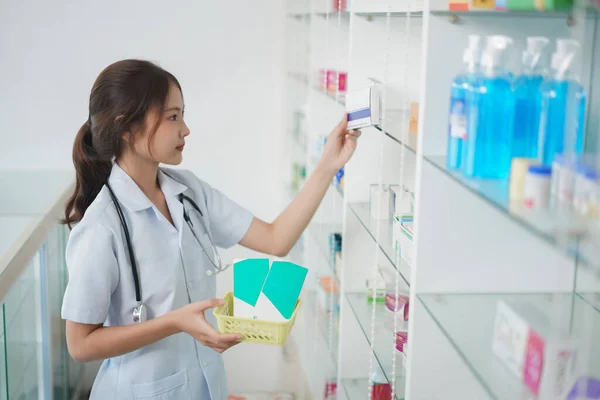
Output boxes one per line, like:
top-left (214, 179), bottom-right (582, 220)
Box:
top-left (133, 302), bottom-right (147, 323)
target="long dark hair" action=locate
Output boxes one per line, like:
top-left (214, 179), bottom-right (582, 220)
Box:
top-left (62, 59), bottom-right (182, 228)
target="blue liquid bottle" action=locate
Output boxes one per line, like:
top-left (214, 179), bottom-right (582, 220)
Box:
top-left (539, 39), bottom-right (586, 166)
top-left (512, 36), bottom-right (550, 159)
top-left (447, 35), bottom-right (481, 170)
top-left (463, 35), bottom-right (515, 179)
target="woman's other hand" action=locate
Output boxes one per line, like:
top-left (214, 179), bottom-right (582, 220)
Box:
top-left (170, 298), bottom-right (243, 353)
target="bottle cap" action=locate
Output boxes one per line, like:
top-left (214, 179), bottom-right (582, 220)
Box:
top-left (528, 165), bottom-right (552, 175)
top-left (480, 35), bottom-right (513, 75)
top-left (522, 36), bottom-right (550, 72)
top-left (551, 39), bottom-right (580, 78)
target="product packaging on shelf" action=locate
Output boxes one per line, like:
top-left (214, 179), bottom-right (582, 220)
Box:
top-left (393, 216), bottom-right (414, 267)
top-left (391, 185), bottom-right (414, 218)
top-left (386, 293), bottom-right (410, 321)
top-left (366, 268), bottom-right (387, 303)
top-left (370, 184), bottom-right (393, 220)
top-left (329, 232), bottom-right (342, 270)
top-left (523, 165), bottom-right (552, 209)
top-left (396, 331), bottom-right (409, 353)
top-left (324, 380), bottom-right (337, 400)
top-left (492, 300), bottom-right (579, 398)
top-left (408, 102), bottom-right (420, 150)
top-left (346, 85), bottom-right (381, 130)
top-left (510, 158), bottom-right (537, 203)
top-left (566, 377), bottom-right (600, 400)
top-left (332, 0), bottom-right (347, 11)
top-left (319, 69), bottom-right (347, 94)
top-left (317, 276), bottom-right (339, 313)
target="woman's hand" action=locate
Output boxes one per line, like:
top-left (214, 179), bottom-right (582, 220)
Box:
top-left (170, 298), bottom-right (243, 353)
top-left (318, 113), bottom-right (361, 175)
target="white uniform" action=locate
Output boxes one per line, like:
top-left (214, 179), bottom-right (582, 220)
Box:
top-left (61, 163), bottom-right (253, 399)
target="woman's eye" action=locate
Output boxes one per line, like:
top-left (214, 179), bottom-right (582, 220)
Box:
top-left (169, 114), bottom-right (178, 121)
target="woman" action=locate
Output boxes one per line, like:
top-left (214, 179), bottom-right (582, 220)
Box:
top-left (61, 59), bottom-right (360, 399)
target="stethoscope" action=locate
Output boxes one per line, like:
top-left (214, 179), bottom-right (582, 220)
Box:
top-left (105, 180), bottom-right (231, 323)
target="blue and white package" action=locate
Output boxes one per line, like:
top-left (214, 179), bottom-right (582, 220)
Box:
top-left (346, 85), bottom-right (381, 130)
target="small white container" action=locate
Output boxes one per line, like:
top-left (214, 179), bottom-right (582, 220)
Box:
top-left (523, 165), bottom-right (552, 209)
top-left (398, 217), bottom-right (414, 267)
top-left (370, 184), bottom-right (392, 220)
top-left (573, 163), bottom-right (599, 216)
top-left (550, 154), bottom-right (577, 209)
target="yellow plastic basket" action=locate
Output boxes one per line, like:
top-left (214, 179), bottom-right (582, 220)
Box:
top-left (213, 292), bottom-right (300, 346)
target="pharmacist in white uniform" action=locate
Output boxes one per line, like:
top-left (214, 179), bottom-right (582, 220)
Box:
top-left (60, 59), bottom-right (360, 400)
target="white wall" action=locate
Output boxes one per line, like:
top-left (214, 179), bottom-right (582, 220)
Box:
top-left (0, 0), bottom-right (296, 395)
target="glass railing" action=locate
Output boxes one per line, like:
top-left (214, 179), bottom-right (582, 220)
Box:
top-left (0, 223), bottom-right (82, 400)
top-left (0, 169), bottom-right (81, 399)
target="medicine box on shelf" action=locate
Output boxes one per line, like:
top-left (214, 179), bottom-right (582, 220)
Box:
top-left (491, 300), bottom-right (579, 398)
top-left (346, 85), bottom-right (381, 130)
top-left (394, 215), bottom-right (414, 267)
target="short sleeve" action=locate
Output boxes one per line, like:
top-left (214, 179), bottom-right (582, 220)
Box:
top-left (201, 182), bottom-right (254, 249)
top-left (61, 220), bottom-right (119, 325)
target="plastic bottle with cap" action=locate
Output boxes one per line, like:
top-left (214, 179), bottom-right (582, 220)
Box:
top-left (524, 164), bottom-right (552, 209)
top-left (371, 367), bottom-right (392, 400)
top-left (447, 35), bottom-right (481, 170)
top-left (463, 35), bottom-right (515, 179)
top-left (512, 36), bottom-right (550, 159)
top-left (539, 39), bottom-right (586, 166)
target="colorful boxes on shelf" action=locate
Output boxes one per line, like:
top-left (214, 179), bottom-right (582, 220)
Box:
top-left (385, 293), bottom-right (410, 321)
top-left (492, 300), bottom-right (579, 398)
top-left (332, 0), bottom-right (347, 10)
top-left (318, 276), bottom-right (339, 313)
top-left (366, 268), bottom-right (387, 303)
top-left (370, 184), bottom-right (395, 220)
top-left (318, 69), bottom-right (347, 94)
top-left (329, 232), bottom-right (342, 270)
top-left (393, 215), bottom-right (414, 267)
top-left (448, 0), bottom-right (573, 10)
top-left (396, 331), bottom-right (408, 353)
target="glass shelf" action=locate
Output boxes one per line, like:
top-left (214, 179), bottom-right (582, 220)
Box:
top-left (355, 11), bottom-right (424, 18)
top-left (287, 71), bottom-right (346, 106)
top-left (424, 154), bottom-right (591, 264)
top-left (346, 292), bottom-right (408, 399)
top-left (419, 292), bottom-right (600, 400)
top-left (305, 291), bottom-right (339, 364)
top-left (347, 202), bottom-right (411, 286)
top-left (578, 292), bottom-right (600, 313)
top-left (373, 109), bottom-right (417, 154)
top-left (290, 11), bottom-right (424, 19)
top-left (429, 7), bottom-right (596, 18)
top-left (308, 222), bottom-right (343, 281)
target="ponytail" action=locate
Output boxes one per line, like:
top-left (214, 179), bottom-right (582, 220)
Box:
top-left (62, 120), bottom-right (112, 228)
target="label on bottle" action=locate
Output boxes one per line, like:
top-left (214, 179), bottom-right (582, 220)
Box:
top-left (449, 97), bottom-right (467, 139)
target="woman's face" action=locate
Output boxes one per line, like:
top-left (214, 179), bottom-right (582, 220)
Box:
top-left (132, 82), bottom-right (190, 165)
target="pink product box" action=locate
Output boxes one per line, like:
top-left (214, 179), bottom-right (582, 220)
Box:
top-left (396, 331), bottom-right (408, 353)
top-left (386, 293), bottom-right (409, 321)
top-left (318, 69), bottom-right (347, 93)
top-left (492, 300), bottom-right (578, 398)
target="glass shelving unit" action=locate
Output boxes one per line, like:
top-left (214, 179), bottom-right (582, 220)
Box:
top-left (284, 0), bottom-right (600, 398)
top-left (346, 293), bottom-right (408, 394)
